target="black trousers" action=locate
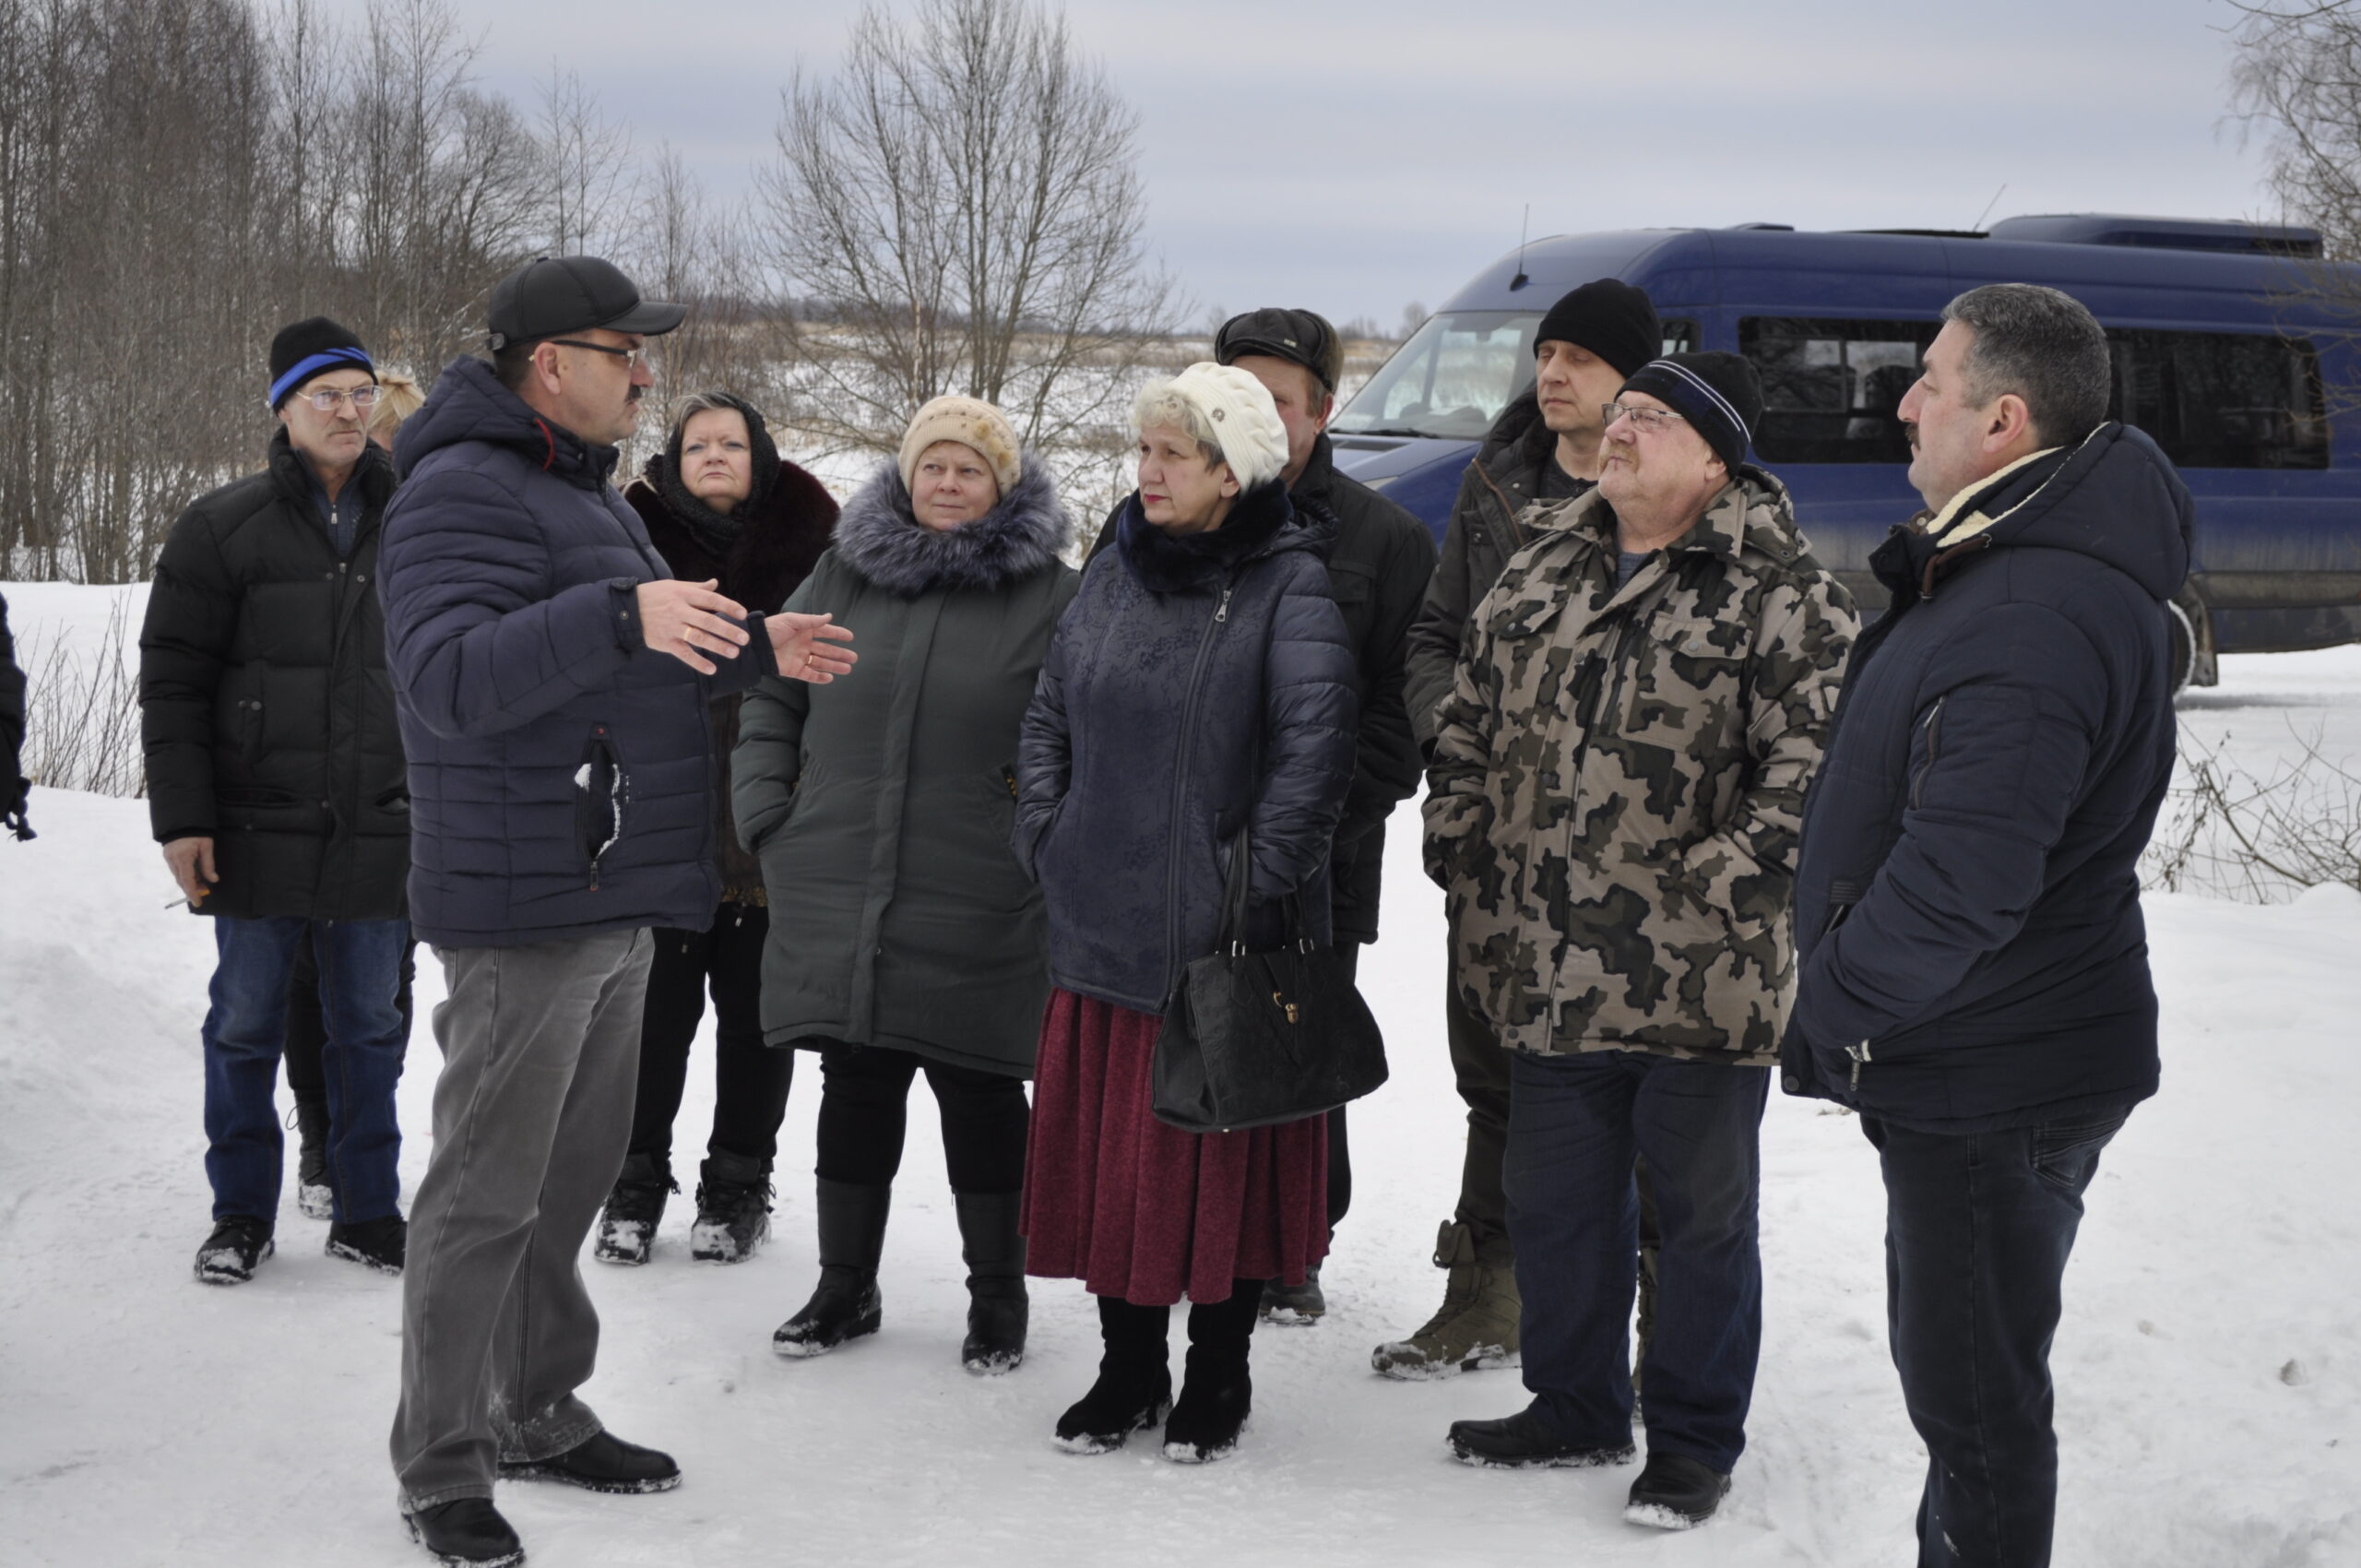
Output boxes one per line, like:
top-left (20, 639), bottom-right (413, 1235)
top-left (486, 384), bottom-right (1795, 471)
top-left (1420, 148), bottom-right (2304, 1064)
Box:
top-left (812, 1040), bottom-right (1029, 1196)
top-left (1323, 944), bottom-right (1363, 1237)
top-left (283, 935), bottom-right (417, 1105)
top-left (625, 905), bottom-right (792, 1174)
top-left (1863, 1109), bottom-right (2129, 1568)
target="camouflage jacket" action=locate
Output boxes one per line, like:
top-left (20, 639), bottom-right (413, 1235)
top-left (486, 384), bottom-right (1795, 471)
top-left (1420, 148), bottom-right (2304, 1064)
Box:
top-left (1424, 469), bottom-right (1857, 1065)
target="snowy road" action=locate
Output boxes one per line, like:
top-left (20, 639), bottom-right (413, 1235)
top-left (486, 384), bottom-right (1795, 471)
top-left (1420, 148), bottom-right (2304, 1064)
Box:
top-left (1, 588), bottom-right (2358, 1564)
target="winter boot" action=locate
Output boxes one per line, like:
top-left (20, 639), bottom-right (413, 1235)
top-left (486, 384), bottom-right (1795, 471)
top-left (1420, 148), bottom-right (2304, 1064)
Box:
top-left (689, 1150), bottom-right (773, 1265)
top-left (771, 1179), bottom-right (889, 1357)
top-left (955, 1190), bottom-right (1028, 1375)
top-left (1370, 1221), bottom-right (1521, 1379)
top-left (326, 1214), bottom-right (408, 1275)
top-left (1259, 1264), bottom-right (1325, 1325)
top-left (1163, 1281), bottom-right (1261, 1464)
top-left (593, 1153), bottom-right (675, 1266)
top-left (1447, 1405), bottom-right (1635, 1469)
top-left (405, 1498), bottom-right (523, 1567)
top-left (194, 1215), bottom-right (274, 1285)
top-left (498, 1429), bottom-right (681, 1494)
top-left (1053, 1295), bottom-right (1172, 1454)
top-left (291, 1094), bottom-right (335, 1221)
top-left (1624, 1451), bottom-right (1732, 1530)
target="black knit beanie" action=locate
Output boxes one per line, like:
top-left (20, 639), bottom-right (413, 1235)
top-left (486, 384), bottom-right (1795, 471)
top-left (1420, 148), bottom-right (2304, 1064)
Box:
top-left (1534, 279), bottom-right (1661, 378)
top-left (267, 316), bottom-right (374, 410)
top-left (1619, 352), bottom-right (1763, 474)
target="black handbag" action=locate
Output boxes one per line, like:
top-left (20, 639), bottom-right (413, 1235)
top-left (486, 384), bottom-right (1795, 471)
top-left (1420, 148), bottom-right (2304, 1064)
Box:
top-left (1150, 830), bottom-right (1389, 1134)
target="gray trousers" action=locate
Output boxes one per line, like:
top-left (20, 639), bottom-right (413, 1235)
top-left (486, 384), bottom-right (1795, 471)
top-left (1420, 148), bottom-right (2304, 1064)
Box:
top-left (391, 929), bottom-right (654, 1511)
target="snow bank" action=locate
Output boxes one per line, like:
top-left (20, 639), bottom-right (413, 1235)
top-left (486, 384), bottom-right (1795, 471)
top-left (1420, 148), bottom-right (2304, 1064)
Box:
top-left (2, 759), bottom-right (2357, 1564)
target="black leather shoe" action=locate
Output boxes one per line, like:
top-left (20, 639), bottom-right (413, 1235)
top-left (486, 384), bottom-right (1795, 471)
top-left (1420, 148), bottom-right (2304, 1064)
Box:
top-left (194, 1216), bottom-right (274, 1285)
top-left (327, 1214), bottom-right (407, 1275)
top-left (1624, 1450), bottom-right (1732, 1528)
top-left (498, 1430), bottom-right (680, 1494)
top-left (405, 1498), bottom-right (523, 1566)
top-left (1446, 1406), bottom-right (1636, 1469)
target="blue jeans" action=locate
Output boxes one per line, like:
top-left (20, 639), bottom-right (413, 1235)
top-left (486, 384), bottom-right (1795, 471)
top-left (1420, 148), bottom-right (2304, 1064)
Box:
top-left (202, 916), bottom-right (409, 1225)
top-left (1864, 1110), bottom-right (2129, 1568)
top-left (1504, 1049), bottom-right (1768, 1474)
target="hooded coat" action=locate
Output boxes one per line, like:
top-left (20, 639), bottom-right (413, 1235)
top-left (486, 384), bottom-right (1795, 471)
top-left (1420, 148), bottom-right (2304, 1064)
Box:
top-left (1782, 423), bottom-right (2192, 1133)
top-left (623, 445), bottom-right (837, 903)
top-left (377, 357), bottom-right (780, 948)
top-left (138, 432), bottom-right (407, 920)
top-left (733, 457), bottom-right (1077, 1077)
top-left (1015, 481), bottom-right (1358, 1016)
top-left (1405, 388), bottom-right (1565, 748)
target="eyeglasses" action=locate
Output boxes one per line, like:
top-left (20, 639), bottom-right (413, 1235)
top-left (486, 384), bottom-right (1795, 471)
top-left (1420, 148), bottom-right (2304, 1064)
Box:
top-left (550, 338), bottom-right (657, 374)
top-left (302, 385), bottom-right (383, 413)
top-left (1602, 402), bottom-right (1686, 434)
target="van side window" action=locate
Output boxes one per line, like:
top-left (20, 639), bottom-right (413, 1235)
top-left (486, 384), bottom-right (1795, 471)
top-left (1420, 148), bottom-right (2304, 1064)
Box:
top-left (1738, 317), bottom-right (1937, 464)
top-left (2106, 331), bottom-right (2328, 470)
top-left (1662, 319), bottom-right (1699, 355)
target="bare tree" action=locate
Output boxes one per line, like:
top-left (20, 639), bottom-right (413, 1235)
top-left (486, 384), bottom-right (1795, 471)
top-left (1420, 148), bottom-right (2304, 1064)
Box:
top-left (537, 63), bottom-right (631, 257)
top-left (758, 0), bottom-right (1173, 469)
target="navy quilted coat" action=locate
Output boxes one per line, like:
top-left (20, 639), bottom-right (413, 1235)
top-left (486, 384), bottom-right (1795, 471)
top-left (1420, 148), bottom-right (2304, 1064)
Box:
top-left (1014, 481), bottom-right (1358, 1015)
top-left (1782, 424), bottom-right (2192, 1133)
top-left (378, 358), bottom-right (777, 947)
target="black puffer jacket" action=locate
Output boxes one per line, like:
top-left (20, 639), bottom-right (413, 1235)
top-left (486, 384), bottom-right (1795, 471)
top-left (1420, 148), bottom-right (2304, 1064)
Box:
top-left (138, 433), bottom-right (406, 920)
top-left (1783, 424), bottom-right (2192, 1133)
top-left (1017, 481), bottom-right (1358, 1015)
top-left (0, 591), bottom-right (29, 838)
top-left (1404, 388), bottom-right (1568, 748)
top-left (1089, 433), bottom-right (1433, 944)
top-left (624, 452), bottom-right (837, 903)
top-left (737, 457), bottom-right (1077, 1076)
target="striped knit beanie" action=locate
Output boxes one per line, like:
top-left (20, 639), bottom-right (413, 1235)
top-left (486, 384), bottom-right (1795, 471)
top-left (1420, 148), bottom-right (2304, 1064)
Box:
top-left (1619, 351), bottom-right (1762, 473)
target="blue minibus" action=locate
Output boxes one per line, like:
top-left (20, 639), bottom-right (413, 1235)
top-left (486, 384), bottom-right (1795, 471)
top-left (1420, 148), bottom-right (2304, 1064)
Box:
top-left (1329, 214), bottom-right (2361, 686)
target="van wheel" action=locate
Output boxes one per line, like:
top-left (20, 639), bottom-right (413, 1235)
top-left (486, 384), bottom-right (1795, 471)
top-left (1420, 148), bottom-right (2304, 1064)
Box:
top-left (2165, 599), bottom-right (2199, 695)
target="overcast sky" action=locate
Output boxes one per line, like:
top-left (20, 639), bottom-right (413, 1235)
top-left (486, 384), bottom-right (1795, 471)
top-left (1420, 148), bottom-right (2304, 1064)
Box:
top-left (318, 0), bottom-right (2277, 327)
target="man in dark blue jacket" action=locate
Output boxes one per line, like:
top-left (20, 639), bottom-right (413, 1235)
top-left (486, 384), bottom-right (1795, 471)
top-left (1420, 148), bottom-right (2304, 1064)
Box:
top-left (378, 256), bottom-right (854, 1567)
top-left (1783, 283), bottom-right (2190, 1568)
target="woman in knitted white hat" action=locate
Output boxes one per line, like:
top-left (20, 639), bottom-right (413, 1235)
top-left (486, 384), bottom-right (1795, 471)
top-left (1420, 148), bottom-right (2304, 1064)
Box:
top-left (1011, 363), bottom-right (1358, 1463)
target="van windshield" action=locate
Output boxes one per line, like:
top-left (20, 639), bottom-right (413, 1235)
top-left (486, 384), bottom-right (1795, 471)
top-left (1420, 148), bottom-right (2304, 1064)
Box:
top-left (1335, 311), bottom-right (1539, 440)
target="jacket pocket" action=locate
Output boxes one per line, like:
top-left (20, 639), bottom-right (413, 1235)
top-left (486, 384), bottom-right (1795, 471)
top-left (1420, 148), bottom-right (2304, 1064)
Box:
top-left (575, 725), bottom-right (629, 877)
top-left (1907, 695), bottom-right (1948, 811)
top-left (1626, 616), bottom-right (1745, 740)
top-left (233, 661), bottom-right (269, 763)
top-left (2028, 1111), bottom-right (2127, 1191)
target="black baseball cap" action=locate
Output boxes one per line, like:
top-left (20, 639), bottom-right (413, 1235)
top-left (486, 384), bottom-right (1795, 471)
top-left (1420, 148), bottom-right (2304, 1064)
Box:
top-left (1215, 307), bottom-right (1342, 392)
top-left (486, 255), bottom-right (686, 350)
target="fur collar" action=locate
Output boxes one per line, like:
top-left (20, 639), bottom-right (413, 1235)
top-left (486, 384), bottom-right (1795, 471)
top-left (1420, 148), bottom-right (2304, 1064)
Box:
top-left (1114, 479), bottom-right (1304, 594)
top-left (624, 457), bottom-right (839, 614)
top-left (833, 453), bottom-right (1070, 597)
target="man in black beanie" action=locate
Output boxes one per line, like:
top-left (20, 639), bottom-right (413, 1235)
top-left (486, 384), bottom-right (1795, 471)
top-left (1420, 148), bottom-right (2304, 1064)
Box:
top-left (1427, 348), bottom-right (1856, 1527)
top-left (1376, 277), bottom-right (1659, 1382)
top-left (139, 315), bottom-right (411, 1289)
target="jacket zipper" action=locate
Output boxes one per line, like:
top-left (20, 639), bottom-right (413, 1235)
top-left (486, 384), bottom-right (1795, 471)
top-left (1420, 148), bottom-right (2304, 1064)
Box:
top-left (1908, 695), bottom-right (1948, 811)
top-left (1162, 583), bottom-right (1234, 1000)
top-left (1847, 1038), bottom-right (1871, 1090)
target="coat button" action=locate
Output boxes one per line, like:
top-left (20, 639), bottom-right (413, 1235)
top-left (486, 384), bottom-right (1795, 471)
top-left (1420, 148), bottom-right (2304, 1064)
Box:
top-left (1781, 1073), bottom-right (1800, 1092)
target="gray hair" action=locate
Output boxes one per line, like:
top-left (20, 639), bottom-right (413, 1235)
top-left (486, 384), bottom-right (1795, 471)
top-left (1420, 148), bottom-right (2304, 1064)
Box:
top-left (1940, 283), bottom-right (2113, 446)
top-left (1131, 380), bottom-right (1226, 470)
top-left (670, 390), bottom-right (753, 440)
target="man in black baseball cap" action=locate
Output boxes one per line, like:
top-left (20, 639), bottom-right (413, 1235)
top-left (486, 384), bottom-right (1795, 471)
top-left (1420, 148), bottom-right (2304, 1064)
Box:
top-left (379, 255), bottom-right (854, 1566)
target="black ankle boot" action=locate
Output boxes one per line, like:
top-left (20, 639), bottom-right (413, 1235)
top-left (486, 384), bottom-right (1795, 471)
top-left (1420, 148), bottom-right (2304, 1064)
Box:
top-left (292, 1094), bottom-right (334, 1221)
top-left (1053, 1295), bottom-right (1171, 1454)
top-left (405, 1497), bottom-right (522, 1566)
top-left (1163, 1279), bottom-right (1262, 1464)
top-left (771, 1178), bottom-right (889, 1358)
top-left (954, 1191), bottom-right (1028, 1375)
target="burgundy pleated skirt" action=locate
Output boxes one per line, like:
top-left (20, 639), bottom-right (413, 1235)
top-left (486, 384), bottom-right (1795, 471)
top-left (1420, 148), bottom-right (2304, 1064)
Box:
top-left (1020, 987), bottom-right (1328, 1306)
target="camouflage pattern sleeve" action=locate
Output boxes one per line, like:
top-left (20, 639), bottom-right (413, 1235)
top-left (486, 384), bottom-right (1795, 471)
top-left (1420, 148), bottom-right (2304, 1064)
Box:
top-left (1422, 598), bottom-right (1500, 891)
top-left (1674, 568), bottom-right (1857, 929)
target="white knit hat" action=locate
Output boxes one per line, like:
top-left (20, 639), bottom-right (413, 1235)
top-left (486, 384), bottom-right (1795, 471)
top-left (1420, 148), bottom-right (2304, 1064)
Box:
top-left (899, 395), bottom-right (1022, 497)
top-left (1156, 362), bottom-right (1290, 493)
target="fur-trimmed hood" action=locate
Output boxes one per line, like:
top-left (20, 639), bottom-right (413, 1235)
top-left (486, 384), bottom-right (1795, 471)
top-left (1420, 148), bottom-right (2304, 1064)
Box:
top-left (835, 452), bottom-right (1071, 597)
top-left (624, 455), bottom-right (838, 615)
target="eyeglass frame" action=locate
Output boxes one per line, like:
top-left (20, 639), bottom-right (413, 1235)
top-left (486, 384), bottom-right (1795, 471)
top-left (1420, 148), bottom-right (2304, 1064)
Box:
top-left (548, 337), bottom-right (658, 374)
top-left (295, 384), bottom-right (383, 413)
top-left (1601, 401), bottom-right (1688, 434)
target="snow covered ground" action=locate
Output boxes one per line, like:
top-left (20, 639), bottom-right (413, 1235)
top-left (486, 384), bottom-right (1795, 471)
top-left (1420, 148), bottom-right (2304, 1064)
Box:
top-left (2, 587), bottom-right (2359, 1564)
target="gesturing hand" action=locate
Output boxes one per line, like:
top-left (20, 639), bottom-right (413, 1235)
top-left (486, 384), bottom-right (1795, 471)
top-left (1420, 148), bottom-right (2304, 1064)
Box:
top-left (637, 579), bottom-right (752, 674)
top-left (767, 612), bottom-right (859, 684)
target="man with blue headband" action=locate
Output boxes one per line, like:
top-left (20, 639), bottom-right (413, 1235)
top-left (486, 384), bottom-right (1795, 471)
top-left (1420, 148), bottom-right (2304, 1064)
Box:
top-left (140, 314), bottom-right (413, 1289)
